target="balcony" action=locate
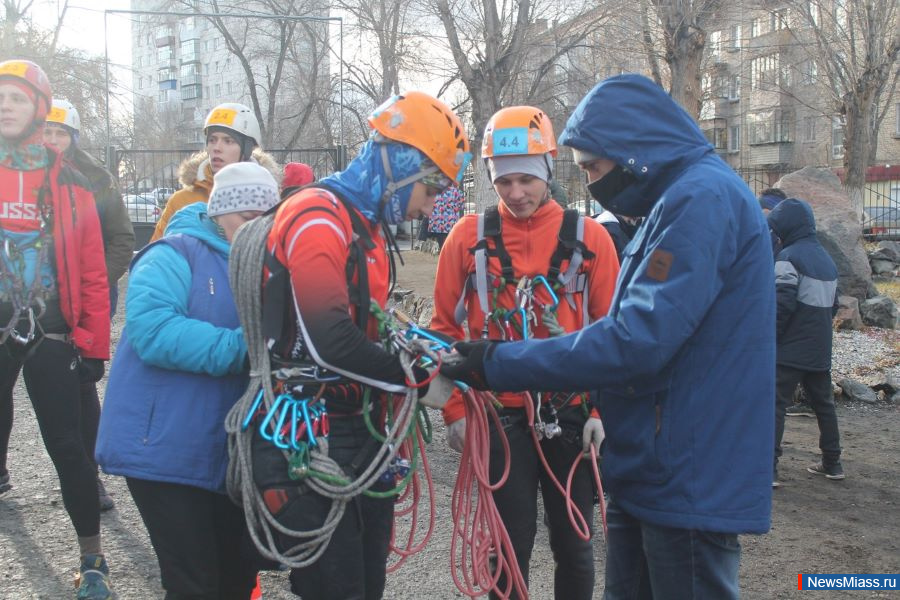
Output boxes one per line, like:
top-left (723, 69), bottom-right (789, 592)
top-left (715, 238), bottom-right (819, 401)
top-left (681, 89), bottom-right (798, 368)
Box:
top-left (749, 142), bottom-right (793, 166)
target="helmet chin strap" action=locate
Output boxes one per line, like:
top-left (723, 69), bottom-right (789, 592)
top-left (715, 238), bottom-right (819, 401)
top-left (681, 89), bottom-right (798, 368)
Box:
top-left (377, 143), bottom-right (439, 223)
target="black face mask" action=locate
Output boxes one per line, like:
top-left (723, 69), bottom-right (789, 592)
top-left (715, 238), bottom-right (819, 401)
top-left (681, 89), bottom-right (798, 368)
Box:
top-left (587, 166), bottom-right (637, 213)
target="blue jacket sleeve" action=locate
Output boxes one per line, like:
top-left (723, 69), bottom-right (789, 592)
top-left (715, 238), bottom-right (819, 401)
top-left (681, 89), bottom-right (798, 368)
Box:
top-left (486, 192), bottom-right (736, 392)
top-left (125, 244), bottom-right (247, 376)
top-left (774, 259), bottom-right (799, 338)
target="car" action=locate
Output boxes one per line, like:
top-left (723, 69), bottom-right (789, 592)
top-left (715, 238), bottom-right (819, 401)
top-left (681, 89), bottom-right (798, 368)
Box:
top-left (151, 187), bottom-right (176, 205)
top-left (862, 205), bottom-right (900, 240)
top-left (124, 194), bottom-right (161, 223)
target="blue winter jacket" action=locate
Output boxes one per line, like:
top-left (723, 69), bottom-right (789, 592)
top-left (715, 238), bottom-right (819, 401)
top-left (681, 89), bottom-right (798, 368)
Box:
top-left (768, 198), bottom-right (838, 370)
top-left (96, 203), bottom-right (248, 492)
top-left (486, 74), bottom-right (776, 534)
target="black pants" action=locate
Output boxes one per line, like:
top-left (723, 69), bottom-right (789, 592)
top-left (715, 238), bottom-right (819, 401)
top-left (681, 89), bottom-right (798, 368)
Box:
top-left (127, 477), bottom-right (259, 600)
top-left (285, 415), bottom-right (395, 600)
top-left (0, 337), bottom-right (99, 536)
top-left (489, 405), bottom-right (595, 600)
top-left (775, 366), bottom-right (842, 466)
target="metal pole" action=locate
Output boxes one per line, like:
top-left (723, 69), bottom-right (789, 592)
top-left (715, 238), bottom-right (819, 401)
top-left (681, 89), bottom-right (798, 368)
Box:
top-left (104, 11), bottom-right (111, 161)
top-left (339, 17), bottom-right (344, 157)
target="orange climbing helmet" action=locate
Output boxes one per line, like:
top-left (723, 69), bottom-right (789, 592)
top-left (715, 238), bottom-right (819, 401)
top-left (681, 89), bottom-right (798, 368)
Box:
top-left (368, 91), bottom-right (472, 184)
top-left (482, 106), bottom-right (557, 159)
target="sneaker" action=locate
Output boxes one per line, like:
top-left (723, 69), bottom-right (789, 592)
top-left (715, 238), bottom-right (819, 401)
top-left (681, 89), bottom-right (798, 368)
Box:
top-left (76, 554), bottom-right (112, 599)
top-left (0, 472), bottom-right (10, 495)
top-left (97, 479), bottom-right (114, 512)
top-left (807, 462), bottom-right (845, 480)
top-left (785, 403), bottom-right (815, 417)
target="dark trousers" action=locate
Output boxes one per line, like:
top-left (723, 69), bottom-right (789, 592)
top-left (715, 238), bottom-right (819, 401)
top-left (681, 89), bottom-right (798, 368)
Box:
top-left (287, 415), bottom-right (395, 600)
top-left (488, 405), bottom-right (595, 600)
top-left (603, 498), bottom-right (741, 600)
top-left (0, 338), bottom-right (99, 536)
top-left (127, 477), bottom-right (259, 600)
top-left (775, 366), bottom-right (842, 466)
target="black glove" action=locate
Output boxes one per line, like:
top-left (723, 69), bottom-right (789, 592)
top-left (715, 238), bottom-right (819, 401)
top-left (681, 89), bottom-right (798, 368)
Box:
top-left (439, 340), bottom-right (497, 390)
top-left (77, 358), bottom-right (105, 383)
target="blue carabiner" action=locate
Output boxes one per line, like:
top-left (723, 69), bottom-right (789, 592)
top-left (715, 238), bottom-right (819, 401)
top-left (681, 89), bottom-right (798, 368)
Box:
top-left (531, 275), bottom-right (559, 311)
top-left (406, 325), bottom-right (454, 351)
top-left (259, 393), bottom-right (287, 442)
top-left (504, 307), bottom-right (529, 340)
top-left (271, 398), bottom-right (295, 450)
top-left (300, 399), bottom-right (318, 447)
top-left (241, 389), bottom-right (265, 431)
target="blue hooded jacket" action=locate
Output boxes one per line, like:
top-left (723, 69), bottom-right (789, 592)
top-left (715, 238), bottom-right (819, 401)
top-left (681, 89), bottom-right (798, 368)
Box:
top-left (96, 203), bottom-right (247, 492)
top-left (768, 198), bottom-right (838, 370)
top-left (486, 74), bottom-right (776, 533)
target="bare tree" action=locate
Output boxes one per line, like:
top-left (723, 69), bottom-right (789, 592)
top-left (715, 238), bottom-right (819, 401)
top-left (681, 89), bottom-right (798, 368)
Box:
top-left (788, 0), bottom-right (900, 213)
top-left (431, 0), bottom-right (612, 209)
top-left (640, 0), bottom-right (722, 119)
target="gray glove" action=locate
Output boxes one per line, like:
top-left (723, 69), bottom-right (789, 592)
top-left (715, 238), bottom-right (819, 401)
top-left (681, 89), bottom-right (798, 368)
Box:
top-left (582, 416), bottom-right (605, 455)
top-left (447, 418), bottom-right (466, 453)
top-left (418, 372), bottom-right (456, 410)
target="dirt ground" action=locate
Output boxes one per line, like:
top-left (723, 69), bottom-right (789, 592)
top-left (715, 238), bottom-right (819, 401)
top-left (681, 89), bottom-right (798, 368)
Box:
top-left (0, 250), bottom-right (898, 599)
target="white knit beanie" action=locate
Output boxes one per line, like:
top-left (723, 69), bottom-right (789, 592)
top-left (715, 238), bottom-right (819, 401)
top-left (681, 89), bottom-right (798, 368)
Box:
top-left (208, 162), bottom-right (279, 217)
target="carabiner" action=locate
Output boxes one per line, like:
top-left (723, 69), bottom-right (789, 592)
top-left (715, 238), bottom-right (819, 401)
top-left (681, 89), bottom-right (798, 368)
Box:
top-left (271, 398), bottom-right (295, 450)
top-left (531, 275), bottom-right (559, 311)
top-left (259, 393), bottom-right (288, 442)
top-left (504, 307), bottom-right (529, 340)
top-left (241, 389), bottom-right (265, 430)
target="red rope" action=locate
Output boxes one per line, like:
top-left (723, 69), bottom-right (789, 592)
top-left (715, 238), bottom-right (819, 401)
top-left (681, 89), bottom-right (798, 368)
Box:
top-left (450, 389), bottom-right (528, 599)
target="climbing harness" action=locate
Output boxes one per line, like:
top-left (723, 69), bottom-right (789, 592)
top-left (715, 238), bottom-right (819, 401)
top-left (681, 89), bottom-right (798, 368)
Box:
top-left (225, 206), bottom-right (440, 571)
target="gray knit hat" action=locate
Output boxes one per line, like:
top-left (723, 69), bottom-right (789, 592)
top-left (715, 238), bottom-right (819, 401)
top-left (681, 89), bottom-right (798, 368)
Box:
top-left (208, 162), bottom-right (279, 217)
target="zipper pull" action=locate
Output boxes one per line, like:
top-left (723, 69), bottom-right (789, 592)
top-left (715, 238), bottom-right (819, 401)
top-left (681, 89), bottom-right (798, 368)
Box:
top-left (209, 277), bottom-right (215, 295)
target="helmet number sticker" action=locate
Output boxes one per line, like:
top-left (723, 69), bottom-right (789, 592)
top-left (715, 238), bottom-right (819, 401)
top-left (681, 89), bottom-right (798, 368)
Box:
top-left (492, 127), bottom-right (528, 156)
top-left (0, 62), bottom-right (29, 77)
top-left (208, 107), bottom-right (237, 126)
top-left (48, 107), bottom-right (67, 123)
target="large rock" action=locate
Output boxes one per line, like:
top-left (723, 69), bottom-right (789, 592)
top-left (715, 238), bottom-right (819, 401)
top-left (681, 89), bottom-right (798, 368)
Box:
top-left (870, 259), bottom-right (898, 277)
top-left (775, 167), bottom-right (873, 300)
top-left (870, 241), bottom-right (900, 262)
top-left (860, 296), bottom-right (898, 329)
top-left (837, 378), bottom-right (878, 403)
top-left (834, 295), bottom-right (863, 330)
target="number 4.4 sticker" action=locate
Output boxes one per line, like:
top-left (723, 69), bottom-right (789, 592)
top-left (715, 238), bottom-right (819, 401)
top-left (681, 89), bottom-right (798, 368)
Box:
top-left (492, 127), bottom-right (528, 155)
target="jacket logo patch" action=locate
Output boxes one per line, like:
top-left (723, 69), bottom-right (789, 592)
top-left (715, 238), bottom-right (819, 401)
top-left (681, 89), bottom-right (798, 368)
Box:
top-left (646, 249), bottom-right (673, 282)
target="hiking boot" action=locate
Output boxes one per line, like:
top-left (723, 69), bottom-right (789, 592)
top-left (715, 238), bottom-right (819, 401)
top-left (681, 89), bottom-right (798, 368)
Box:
top-left (807, 462), bottom-right (845, 480)
top-left (97, 479), bottom-right (114, 512)
top-left (76, 554), bottom-right (112, 599)
top-left (785, 403), bottom-right (815, 417)
top-left (0, 472), bottom-right (10, 495)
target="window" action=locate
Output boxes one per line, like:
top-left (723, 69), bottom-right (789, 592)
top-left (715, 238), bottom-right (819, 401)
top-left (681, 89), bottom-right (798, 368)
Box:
top-left (803, 116), bottom-right (817, 141)
top-left (780, 63), bottom-right (792, 87)
top-left (158, 89), bottom-right (170, 103)
top-left (832, 117), bottom-right (844, 159)
top-left (158, 67), bottom-right (174, 83)
top-left (180, 63), bottom-right (201, 86)
top-left (138, 77), bottom-right (144, 90)
top-left (214, 60), bottom-right (220, 73)
top-left (204, 86), bottom-right (210, 98)
top-left (749, 110), bottom-right (793, 144)
top-left (180, 39), bottom-right (201, 63)
top-left (204, 63), bottom-right (209, 75)
top-left (750, 54), bottom-right (779, 90)
top-left (731, 24), bottom-right (742, 49)
top-left (728, 74), bottom-right (741, 100)
top-left (771, 9), bottom-right (788, 31)
top-left (808, 1), bottom-right (820, 25)
top-left (215, 83), bottom-right (221, 96)
top-left (729, 124), bottom-right (741, 152)
top-left (227, 81), bottom-right (234, 94)
top-left (157, 45), bottom-right (173, 64)
top-left (751, 17), bottom-right (765, 37)
top-left (182, 84), bottom-right (202, 101)
top-left (710, 30), bottom-right (722, 62)
top-left (800, 60), bottom-right (818, 85)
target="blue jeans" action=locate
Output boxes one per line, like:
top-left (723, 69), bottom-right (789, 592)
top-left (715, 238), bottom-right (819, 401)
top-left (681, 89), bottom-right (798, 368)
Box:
top-left (603, 498), bottom-right (741, 600)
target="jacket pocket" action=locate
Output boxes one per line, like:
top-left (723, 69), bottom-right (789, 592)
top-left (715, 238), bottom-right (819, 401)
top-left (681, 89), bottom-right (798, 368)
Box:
top-left (600, 388), bottom-right (672, 484)
top-left (142, 396), bottom-right (157, 445)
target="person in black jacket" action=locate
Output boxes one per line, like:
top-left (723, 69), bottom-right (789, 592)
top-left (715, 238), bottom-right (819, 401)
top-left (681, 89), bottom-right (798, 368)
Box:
top-left (768, 198), bottom-right (843, 486)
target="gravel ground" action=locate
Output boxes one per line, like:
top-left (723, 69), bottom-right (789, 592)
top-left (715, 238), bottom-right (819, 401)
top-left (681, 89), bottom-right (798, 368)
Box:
top-left (1, 261), bottom-right (898, 598)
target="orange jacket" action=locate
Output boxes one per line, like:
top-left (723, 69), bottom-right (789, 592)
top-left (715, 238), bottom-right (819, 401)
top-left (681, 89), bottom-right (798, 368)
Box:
top-left (431, 200), bottom-right (619, 423)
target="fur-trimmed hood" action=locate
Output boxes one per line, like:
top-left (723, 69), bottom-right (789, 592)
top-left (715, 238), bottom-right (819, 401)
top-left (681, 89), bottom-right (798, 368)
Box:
top-left (177, 148), bottom-right (281, 190)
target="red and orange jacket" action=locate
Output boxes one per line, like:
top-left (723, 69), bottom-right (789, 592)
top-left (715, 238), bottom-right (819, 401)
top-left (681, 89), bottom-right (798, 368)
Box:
top-left (266, 186), bottom-right (409, 397)
top-left (0, 149), bottom-right (110, 359)
top-left (432, 200), bottom-right (619, 423)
